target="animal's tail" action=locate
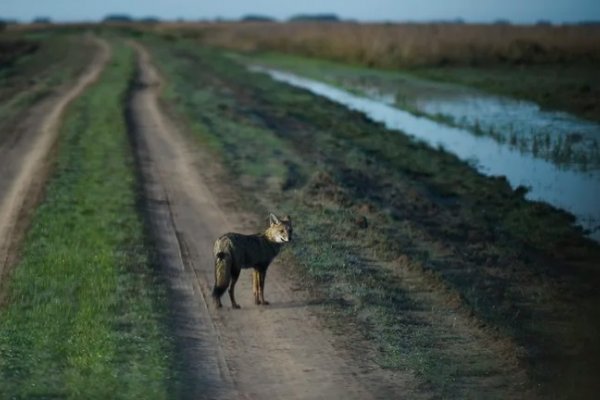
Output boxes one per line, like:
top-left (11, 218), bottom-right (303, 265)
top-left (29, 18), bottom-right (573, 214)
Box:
top-left (212, 251), bottom-right (231, 299)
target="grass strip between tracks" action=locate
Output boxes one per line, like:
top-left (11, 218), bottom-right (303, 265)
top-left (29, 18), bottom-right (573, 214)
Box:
top-left (0, 41), bottom-right (174, 398)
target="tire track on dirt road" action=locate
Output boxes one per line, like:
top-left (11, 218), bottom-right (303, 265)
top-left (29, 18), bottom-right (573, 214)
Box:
top-left (0, 36), bottom-right (111, 293)
top-left (128, 41), bottom-right (424, 399)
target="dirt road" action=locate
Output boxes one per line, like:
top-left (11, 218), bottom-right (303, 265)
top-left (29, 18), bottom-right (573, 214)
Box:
top-left (128, 42), bottom-right (423, 399)
top-left (0, 37), bottom-right (111, 291)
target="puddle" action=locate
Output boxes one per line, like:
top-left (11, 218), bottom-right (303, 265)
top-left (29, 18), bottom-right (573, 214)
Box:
top-left (251, 66), bottom-right (600, 241)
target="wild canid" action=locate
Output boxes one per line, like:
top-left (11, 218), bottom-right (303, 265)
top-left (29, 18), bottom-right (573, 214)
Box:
top-left (212, 213), bottom-right (292, 308)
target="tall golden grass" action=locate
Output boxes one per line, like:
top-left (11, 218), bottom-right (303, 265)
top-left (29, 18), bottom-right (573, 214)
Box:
top-left (155, 22), bottom-right (600, 68)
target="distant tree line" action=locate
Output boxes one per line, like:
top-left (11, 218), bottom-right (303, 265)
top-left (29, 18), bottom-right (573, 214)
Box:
top-left (18, 13), bottom-right (591, 26)
top-left (240, 13), bottom-right (341, 23)
top-left (99, 13), bottom-right (343, 24)
top-left (102, 14), bottom-right (161, 24)
top-left (32, 17), bottom-right (52, 24)
top-left (0, 18), bottom-right (19, 30)
top-left (241, 15), bottom-right (275, 22)
top-left (289, 14), bottom-right (340, 22)
top-left (0, 17), bottom-right (53, 27)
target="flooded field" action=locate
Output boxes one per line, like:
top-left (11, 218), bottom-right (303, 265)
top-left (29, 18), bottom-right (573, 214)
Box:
top-left (251, 65), bottom-right (600, 241)
top-left (372, 80), bottom-right (600, 170)
top-left (248, 55), bottom-right (600, 170)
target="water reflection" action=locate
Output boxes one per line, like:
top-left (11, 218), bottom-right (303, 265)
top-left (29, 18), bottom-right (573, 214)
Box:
top-left (251, 66), bottom-right (600, 241)
top-left (266, 63), bottom-right (600, 169)
top-left (414, 93), bottom-right (600, 169)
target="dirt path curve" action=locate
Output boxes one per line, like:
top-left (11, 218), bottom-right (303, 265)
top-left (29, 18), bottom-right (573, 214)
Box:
top-left (128, 42), bottom-right (422, 399)
top-left (0, 36), bottom-right (111, 290)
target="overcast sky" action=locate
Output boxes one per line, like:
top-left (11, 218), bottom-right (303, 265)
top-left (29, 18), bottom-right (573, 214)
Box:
top-left (2, 0), bottom-right (600, 23)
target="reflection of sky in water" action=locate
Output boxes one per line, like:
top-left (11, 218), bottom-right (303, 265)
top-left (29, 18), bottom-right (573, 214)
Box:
top-left (346, 77), bottom-right (600, 169)
top-left (416, 94), bottom-right (600, 142)
top-left (251, 66), bottom-right (600, 241)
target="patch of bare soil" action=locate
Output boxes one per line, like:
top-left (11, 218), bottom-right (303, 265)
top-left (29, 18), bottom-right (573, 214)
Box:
top-left (127, 41), bottom-right (425, 399)
top-left (0, 37), bottom-right (111, 298)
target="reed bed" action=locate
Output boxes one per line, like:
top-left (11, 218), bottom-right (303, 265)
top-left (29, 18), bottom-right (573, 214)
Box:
top-left (154, 22), bottom-right (600, 68)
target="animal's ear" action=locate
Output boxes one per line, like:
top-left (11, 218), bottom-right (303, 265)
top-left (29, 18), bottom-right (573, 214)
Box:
top-left (269, 213), bottom-right (281, 226)
top-left (282, 215), bottom-right (292, 224)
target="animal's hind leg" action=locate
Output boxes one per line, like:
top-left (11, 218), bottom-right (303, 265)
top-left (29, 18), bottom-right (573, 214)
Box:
top-left (229, 267), bottom-right (241, 309)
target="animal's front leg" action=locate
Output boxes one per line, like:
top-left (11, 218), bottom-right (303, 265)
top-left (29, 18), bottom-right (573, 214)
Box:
top-left (252, 269), bottom-right (260, 305)
top-left (258, 270), bottom-right (269, 305)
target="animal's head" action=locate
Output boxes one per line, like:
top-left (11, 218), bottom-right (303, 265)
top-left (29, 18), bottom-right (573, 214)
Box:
top-left (266, 213), bottom-right (293, 243)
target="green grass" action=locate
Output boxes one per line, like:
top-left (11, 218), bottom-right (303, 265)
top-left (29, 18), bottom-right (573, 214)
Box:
top-left (159, 52), bottom-right (305, 191)
top-left (0, 32), bottom-right (97, 140)
top-left (0, 41), bottom-right (174, 398)
top-left (233, 51), bottom-right (407, 99)
top-left (412, 63), bottom-right (600, 123)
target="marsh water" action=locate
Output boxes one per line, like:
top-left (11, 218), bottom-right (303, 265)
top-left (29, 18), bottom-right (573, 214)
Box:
top-left (391, 84), bottom-right (599, 169)
top-left (254, 61), bottom-right (600, 170)
top-left (251, 66), bottom-right (600, 241)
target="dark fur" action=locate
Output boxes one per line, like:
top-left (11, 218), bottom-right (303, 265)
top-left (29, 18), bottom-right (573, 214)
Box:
top-left (212, 214), bottom-right (291, 308)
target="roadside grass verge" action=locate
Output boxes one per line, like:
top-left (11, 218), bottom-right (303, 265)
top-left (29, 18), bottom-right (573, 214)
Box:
top-left (0, 41), bottom-right (174, 398)
top-left (0, 32), bottom-right (97, 141)
top-left (0, 36), bottom-right (37, 70)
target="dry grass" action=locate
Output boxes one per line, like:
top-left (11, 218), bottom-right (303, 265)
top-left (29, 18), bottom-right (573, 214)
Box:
top-left (153, 22), bottom-right (600, 68)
